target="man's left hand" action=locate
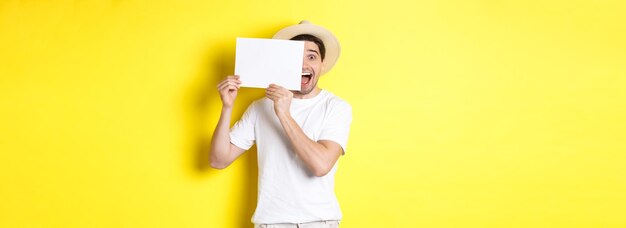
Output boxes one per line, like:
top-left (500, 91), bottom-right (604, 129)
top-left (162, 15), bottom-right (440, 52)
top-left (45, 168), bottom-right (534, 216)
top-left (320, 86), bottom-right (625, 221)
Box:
top-left (266, 84), bottom-right (293, 118)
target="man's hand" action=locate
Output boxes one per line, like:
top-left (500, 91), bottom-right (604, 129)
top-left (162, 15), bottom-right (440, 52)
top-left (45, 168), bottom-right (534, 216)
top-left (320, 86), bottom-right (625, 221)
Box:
top-left (217, 75), bottom-right (241, 108)
top-left (265, 84), bottom-right (293, 118)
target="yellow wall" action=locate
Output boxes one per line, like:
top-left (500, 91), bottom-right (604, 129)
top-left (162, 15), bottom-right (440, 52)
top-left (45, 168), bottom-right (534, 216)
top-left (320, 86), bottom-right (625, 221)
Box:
top-left (1, 0), bottom-right (625, 227)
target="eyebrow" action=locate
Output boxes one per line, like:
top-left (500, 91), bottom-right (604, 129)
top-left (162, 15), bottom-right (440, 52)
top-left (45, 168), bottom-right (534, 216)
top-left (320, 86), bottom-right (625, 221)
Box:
top-left (306, 49), bottom-right (320, 55)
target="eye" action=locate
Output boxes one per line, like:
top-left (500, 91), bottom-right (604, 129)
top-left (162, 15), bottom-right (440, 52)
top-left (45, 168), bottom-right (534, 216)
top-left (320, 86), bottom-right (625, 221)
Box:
top-left (307, 54), bottom-right (317, 60)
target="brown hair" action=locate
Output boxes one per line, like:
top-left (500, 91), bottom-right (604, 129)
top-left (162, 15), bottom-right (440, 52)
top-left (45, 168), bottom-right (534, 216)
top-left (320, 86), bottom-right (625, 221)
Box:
top-left (290, 34), bottom-right (326, 61)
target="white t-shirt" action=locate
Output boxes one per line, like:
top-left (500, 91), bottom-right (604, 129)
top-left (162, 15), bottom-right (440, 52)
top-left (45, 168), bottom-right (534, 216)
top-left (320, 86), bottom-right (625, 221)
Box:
top-left (230, 90), bottom-right (352, 224)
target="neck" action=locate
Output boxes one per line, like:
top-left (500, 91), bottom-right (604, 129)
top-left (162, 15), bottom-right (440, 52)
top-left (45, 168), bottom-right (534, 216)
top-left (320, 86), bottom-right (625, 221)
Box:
top-left (293, 87), bottom-right (321, 99)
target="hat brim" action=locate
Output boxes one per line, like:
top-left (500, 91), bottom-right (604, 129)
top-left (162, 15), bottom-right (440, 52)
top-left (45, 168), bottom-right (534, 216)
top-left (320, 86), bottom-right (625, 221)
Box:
top-left (272, 22), bottom-right (340, 76)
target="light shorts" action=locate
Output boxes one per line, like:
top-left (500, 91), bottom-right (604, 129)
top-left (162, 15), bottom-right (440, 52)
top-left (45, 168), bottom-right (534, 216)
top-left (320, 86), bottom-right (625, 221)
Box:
top-left (254, 220), bottom-right (340, 228)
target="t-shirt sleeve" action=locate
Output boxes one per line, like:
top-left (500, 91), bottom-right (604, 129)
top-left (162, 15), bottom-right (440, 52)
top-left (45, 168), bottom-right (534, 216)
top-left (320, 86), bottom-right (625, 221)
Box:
top-left (229, 103), bottom-right (257, 150)
top-left (318, 100), bottom-right (353, 155)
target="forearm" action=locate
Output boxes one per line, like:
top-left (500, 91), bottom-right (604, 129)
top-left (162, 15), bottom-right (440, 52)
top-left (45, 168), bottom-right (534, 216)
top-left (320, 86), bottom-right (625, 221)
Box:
top-left (210, 107), bottom-right (233, 168)
top-left (277, 113), bottom-right (334, 176)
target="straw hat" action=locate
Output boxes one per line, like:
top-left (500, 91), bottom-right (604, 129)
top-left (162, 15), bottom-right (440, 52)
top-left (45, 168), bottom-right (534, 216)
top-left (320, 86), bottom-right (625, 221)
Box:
top-left (272, 20), bottom-right (341, 75)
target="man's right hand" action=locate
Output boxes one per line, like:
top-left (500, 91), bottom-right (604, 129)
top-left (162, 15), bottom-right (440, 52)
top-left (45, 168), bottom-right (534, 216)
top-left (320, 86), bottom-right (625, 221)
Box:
top-left (211, 75), bottom-right (247, 170)
top-left (217, 75), bottom-right (242, 108)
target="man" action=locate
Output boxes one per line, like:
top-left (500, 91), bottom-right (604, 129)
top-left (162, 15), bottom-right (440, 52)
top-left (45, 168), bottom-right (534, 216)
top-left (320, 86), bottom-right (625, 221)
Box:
top-left (210, 20), bottom-right (352, 228)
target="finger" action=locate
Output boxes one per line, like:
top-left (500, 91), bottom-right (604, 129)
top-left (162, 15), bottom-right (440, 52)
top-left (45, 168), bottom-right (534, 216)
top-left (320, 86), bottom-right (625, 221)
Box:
top-left (268, 84), bottom-right (280, 90)
top-left (266, 88), bottom-right (284, 97)
top-left (218, 82), bottom-right (233, 91)
top-left (226, 78), bottom-right (243, 85)
top-left (219, 82), bottom-right (240, 91)
top-left (265, 90), bottom-right (279, 100)
top-left (265, 93), bottom-right (277, 101)
top-left (275, 88), bottom-right (288, 96)
top-left (218, 83), bottom-right (230, 92)
top-left (269, 84), bottom-right (284, 90)
top-left (229, 76), bottom-right (242, 84)
top-left (267, 85), bottom-right (287, 93)
top-left (228, 81), bottom-right (241, 88)
top-left (226, 84), bottom-right (238, 92)
top-left (271, 90), bottom-right (283, 97)
top-left (217, 80), bottom-right (227, 89)
top-left (219, 76), bottom-right (242, 88)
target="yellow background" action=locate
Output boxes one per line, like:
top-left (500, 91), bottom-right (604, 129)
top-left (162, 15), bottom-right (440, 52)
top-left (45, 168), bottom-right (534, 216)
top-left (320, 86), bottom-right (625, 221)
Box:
top-left (1, 0), bottom-right (625, 227)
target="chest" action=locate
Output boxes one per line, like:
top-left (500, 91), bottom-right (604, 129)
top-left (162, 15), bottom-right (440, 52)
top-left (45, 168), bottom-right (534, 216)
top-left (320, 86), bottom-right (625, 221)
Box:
top-left (256, 100), bottom-right (329, 141)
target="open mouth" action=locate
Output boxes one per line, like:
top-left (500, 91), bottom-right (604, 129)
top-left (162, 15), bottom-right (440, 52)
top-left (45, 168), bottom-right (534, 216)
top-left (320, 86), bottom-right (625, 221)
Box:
top-left (301, 72), bottom-right (312, 85)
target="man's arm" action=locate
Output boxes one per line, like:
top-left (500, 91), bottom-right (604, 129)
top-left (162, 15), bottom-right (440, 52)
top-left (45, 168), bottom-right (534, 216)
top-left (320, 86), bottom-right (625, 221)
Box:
top-left (266, 84), bottom-right (343, 177)
top-left (210, 75), bottom-right (247, 169)
top-left (278, 115), bottom-right (344, 177)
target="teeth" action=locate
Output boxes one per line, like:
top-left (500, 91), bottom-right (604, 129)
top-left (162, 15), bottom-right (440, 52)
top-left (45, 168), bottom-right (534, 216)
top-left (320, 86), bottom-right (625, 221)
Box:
top-left (302, 72), bottom-right (312, 76)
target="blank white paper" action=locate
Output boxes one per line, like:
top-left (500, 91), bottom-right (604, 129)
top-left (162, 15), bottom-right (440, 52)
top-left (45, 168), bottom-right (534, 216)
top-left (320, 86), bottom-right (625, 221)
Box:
top-left (234, 38), bottom-right (304, 90)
